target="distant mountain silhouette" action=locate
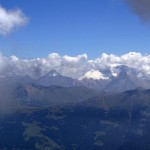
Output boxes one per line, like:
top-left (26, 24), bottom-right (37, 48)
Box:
top-left (36, 70), bottom-right (81, 87)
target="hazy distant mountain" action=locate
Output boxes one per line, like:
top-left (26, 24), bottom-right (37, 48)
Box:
top-left (0, 72), bottom-right (34, 99)
top-left (1, 66), bottom-right (150, 95)
top-left (77, 65), bottom-right (150, 92)
top-left (80, 78), bottom-right (110, 91)
top-left (0, 72), bottom-right (34, 85)
top-left (104, 66), bottom-right (150, 93)
top-left (37, 70), bottom-right (81, 87)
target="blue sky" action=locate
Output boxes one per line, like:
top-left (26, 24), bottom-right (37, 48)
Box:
top-left (0, 0), bottom-right (150, 59)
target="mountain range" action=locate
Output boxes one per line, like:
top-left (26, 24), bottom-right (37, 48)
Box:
top-left (0, 65), bottom-right (150, 149)
top-left (1, 65), bottom-right (150, 93)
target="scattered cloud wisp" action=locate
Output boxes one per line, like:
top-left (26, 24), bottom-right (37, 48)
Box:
top-left (0, 6), bottom-right (28, 36)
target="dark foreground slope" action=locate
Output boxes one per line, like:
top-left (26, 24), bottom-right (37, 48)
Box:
top-left (0, 88), bottom-right (150, 149)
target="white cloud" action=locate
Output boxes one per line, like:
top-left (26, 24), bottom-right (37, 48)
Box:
top-left (1, 52), bottom-right (150, 79)
top-left (0, 6), bottom-right (28, 35)
top-left (63, 54), bottom-right (87, 64)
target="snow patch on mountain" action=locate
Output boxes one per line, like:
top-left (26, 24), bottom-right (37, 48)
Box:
top-left (79, 69), bottom-right (109, 80)
top-left (48, 70), bottom-right (59, 77)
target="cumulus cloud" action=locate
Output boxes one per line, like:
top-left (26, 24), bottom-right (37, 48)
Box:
top-left (0, 6), bottom-right (28, 35)
top-left (125, 0), bottom-right (150, 23)
top-left (1, 52), bottom-right (150, 79)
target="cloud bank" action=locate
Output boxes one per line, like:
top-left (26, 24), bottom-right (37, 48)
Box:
top-left (125, 0), bottom-right (150, 23)
top-left (0, 52), bottom-right (150, 79)
top-left (0, 6), bottom-right (28, 35)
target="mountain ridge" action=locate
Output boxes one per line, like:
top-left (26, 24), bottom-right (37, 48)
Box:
top-left (2, 65), bottom-right (150, 93)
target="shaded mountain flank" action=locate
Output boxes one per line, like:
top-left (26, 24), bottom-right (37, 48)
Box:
top-left (0, 88), bottom-right (150, 149)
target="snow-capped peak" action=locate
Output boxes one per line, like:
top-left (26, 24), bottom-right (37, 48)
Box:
top-left (79, 70), bottom-right (109, 80)
top-left (48, 70), bottom-right (60, 77)
top-left (49, 72), bottom-right (58, 77)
